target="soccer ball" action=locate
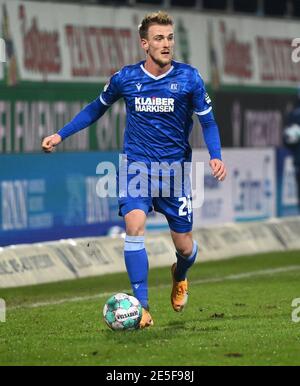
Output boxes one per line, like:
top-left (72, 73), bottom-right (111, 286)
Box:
top-left (103, 293), bottom-right (142, 331)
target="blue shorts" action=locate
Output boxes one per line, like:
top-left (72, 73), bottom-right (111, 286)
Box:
top-left (117, 165), bottom-right (193, 233)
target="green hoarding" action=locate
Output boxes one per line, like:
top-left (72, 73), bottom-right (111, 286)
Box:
top-left (0, 82), bottom-right (126, 153)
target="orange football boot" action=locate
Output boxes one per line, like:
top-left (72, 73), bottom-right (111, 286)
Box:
top-left (139, 308), bottom-right (154, 329)
top-left (171, 263), bottom-right (188, 312)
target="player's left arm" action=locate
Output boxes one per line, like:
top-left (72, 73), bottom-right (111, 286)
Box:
top-left (199, 110), bottom-right (227, 181)
top-left (192, 70), bottom-right (227, 181)
top-left (42, 71), bottom-right (122, 152)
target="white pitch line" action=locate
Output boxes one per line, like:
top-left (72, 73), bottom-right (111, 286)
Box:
top-left (8, 265), bottom-right (300, 311)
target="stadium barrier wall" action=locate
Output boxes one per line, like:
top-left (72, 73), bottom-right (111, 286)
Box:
top-left (1, 1), bottom-right (299, 155)
top-left (1, 0), bottom-right (299, 87)
top-left (0, 217), bottom-right (299, 288)
top-left (1, 81), bottom-right (297, 154)
top-left (213, 90), bottom-right (297, 148)
top-left (0, 148), bottom-right (278, 246)
top-left (192, 148), bottom-right (277, 227)
top-left (0, 152), bottom-right (125, 247)
top-left (0, 83), bottom-right (127, 154)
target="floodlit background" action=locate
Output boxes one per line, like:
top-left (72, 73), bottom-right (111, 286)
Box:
top-left (1, 0), bottom-right (300, 273)
top-left (1, 0), bottom-right (299, 245)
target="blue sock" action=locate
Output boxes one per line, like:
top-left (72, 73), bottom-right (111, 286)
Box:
top-left (174, 241), bottom-right (198, 282)
top-left (124, 235), bottom-right (149, 309)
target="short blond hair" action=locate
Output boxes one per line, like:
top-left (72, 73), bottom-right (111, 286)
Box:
top-left (138, 11), bottom-right (174, 40)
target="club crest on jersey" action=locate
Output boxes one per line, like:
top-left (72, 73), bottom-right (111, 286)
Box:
top-left (169, 82), bottom-right (180, 93)
top-left (135, 97), bottom-right (175, 112)
top-left (136, 83), bottom-right (142, 91)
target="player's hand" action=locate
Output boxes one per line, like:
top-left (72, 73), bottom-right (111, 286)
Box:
top-left (209, 159), bottom-right (227, 181)
top-left (42, 134), bottom-right (62, 153)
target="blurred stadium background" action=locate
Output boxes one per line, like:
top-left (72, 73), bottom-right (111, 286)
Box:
top-left (0, 0), bottom-right (300, 285)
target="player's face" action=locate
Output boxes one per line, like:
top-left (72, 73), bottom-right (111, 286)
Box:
top-left (141, 24), bottom-right (174, 67)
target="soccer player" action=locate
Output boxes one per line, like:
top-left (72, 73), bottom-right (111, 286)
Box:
top-left (283, 91), bottom-right (300, 212)
top-left (42, 11), bottom-right (227, 328)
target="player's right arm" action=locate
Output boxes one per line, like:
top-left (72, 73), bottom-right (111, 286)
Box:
top-left (191, 68), bottom-right (227, 181)
top-left (42, 71), bottom-right (122, 153)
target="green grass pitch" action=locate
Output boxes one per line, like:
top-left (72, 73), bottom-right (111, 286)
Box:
top-left (0, 250), bottom-right (300, 366)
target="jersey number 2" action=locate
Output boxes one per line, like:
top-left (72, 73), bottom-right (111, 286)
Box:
top-left (179, 196), bottom-right (192, 216)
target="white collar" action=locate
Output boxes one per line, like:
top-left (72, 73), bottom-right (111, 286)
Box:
top-left (140, 63), bottom-right (174, 80)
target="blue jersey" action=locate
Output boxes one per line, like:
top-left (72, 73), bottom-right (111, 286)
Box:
top-left (58, 60), bottom-right (221, 162)
top-left (57, 60), bottom-right (222, 229)
top-left (100, 60), bottom-right (213, 164)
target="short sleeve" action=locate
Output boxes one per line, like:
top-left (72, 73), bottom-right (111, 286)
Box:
top-left (99, 71), bottom-right (122, 106)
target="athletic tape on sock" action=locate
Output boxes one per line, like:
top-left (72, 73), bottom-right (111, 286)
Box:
top-left (124, 235), bottom-right (145, 251)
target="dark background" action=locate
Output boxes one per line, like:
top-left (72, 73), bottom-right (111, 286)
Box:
top-left (26, 0), bottom-right (300, 18)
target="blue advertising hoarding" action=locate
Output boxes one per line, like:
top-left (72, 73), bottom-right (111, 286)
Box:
top-left (1, 148), bottom-right (298, 247)
top-left (192, 148), bottom-right (277, 227)
top-left (0, 152), bottom-right (124, 246)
